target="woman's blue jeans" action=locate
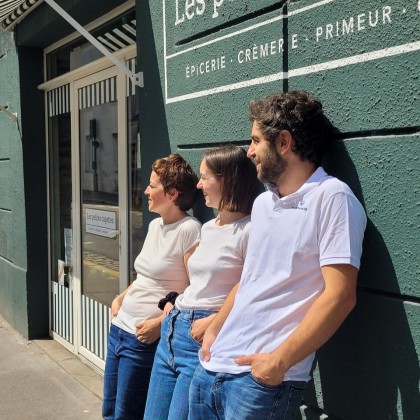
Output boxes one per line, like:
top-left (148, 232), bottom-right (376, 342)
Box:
top-left (143, 307), bottom-right (214, 420)
top-left (102, 324), bottom-right (159, 420)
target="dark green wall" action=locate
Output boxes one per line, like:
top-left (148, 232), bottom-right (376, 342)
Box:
top-left (137, 0), bottom-right (420, 418)
top-left (0, 32), bottom-right (49, 338)
top-left (0, 31), bottom-right (29, 335)
top-left (0, 0), bottom-right (129, 338)
top-left (19, 46), bottom-right (49, 339)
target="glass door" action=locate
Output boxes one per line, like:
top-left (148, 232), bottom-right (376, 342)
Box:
top-left (48, 57), bottom-right (141, 369)
top-left (74, 68), bottom-right (120, 364)
top-left (79, 75), bottom-right (120, 305)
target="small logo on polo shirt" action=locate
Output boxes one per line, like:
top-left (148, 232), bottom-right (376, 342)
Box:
top-left (292, 200), bottom-right (308, 211)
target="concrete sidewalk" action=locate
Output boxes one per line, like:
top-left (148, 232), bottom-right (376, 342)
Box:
top-left (0, 315), bottom-right (103, 419)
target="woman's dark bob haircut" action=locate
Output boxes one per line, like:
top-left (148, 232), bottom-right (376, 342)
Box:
top-left (152, 154), bottom-right (198, 211)
top-left (203, 145), bottom-right (259, 214)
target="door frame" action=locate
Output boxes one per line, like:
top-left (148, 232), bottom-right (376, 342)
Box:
top-left (44, 48), bottom-right (135, 370)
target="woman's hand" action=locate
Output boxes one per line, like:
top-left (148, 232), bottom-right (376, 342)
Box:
top-left (111, 296), bottom-right (122, 319)
top-left (162, 302), bottom-right (174, 317)
top-left (135, 317), bottom-right (162, 344)
top-left (111, 285), bottom-right (133, 319)
top-left (191, 314), bottom-right (217, 344)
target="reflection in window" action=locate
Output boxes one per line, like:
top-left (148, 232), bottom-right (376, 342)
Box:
top-left (79, 77), bottom-right (120, 306)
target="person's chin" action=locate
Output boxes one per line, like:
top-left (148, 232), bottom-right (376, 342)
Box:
top-left (205, 201), bottom-right (217, 210)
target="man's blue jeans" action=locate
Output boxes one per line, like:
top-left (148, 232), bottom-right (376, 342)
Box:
top-left (102, 324), bottom-right (158, 420)
top-left (144, 308), bottom-right (214, 420)
top-left (189, 363), bottom-right (307, 420)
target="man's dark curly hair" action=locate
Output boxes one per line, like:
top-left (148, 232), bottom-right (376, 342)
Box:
top-left (249, 90), bottom-right (335, 166)
top-left (152, 154), bottom-right (198, 211)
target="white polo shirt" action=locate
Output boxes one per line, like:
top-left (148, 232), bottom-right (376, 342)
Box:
top-left (202, 167), bottom-right (367, 381)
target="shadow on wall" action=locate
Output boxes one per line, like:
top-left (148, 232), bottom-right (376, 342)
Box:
top-left (137, 0), bottom-right (171, 160)
top-left (136, 2), bottom-right (220, 227)
top-left (300, 141), bottom-right (420, 419)
top-left (137, 2), bottom-right (172, 228)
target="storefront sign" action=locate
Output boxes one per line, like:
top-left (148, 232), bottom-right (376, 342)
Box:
top-left (85, 208), bottom-right (117, 238)
top-left (163, 0), bottom-right (420, 102)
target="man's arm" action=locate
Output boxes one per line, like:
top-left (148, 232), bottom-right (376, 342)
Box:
top-left (201, 282), bottom-right (240, 361)
top-left (235, 264), bottom-right (357, 385)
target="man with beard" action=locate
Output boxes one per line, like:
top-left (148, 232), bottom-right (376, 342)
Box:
top-left (189, 91), bottom-right (367, 419)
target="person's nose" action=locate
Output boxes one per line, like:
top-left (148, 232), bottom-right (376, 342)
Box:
top-left (144, 186), bottom-right (150, 196)
top-left (247, 142), bottom-right (255, 158)
top-left (197, 179), bottom-right (203, 189)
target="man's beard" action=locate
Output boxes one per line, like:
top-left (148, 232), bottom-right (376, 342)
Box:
top-left (258, 146), bottom-right (287, 184)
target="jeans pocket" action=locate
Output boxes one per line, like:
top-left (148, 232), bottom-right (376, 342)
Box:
top-left (288, 381), bottom-right (308, 405)
top-left (249, 372), bottom-right (284, 390)
top-left (132, 334), bottom-right (159, 352)
top-left (289, 382), bottom-right (307, 392)
top-left (188, 313), bottom-right (212, 347)
top-left (188, 326), bottom-right (203, 347)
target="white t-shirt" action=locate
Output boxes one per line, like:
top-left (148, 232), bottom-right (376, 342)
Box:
top-left (176, 215), bottom-right (251, 311)
top-left (202, 167), bottom-right (367, 381)
top-left (113, 216), bottom-right (201, 334)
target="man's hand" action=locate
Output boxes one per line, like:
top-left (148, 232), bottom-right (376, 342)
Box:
top-left (135, 317), bottom-right (162, 344)
top-left (191, 315), bottom-right (216, 344)
top-left (234, 353), bottom-right (285, 386)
